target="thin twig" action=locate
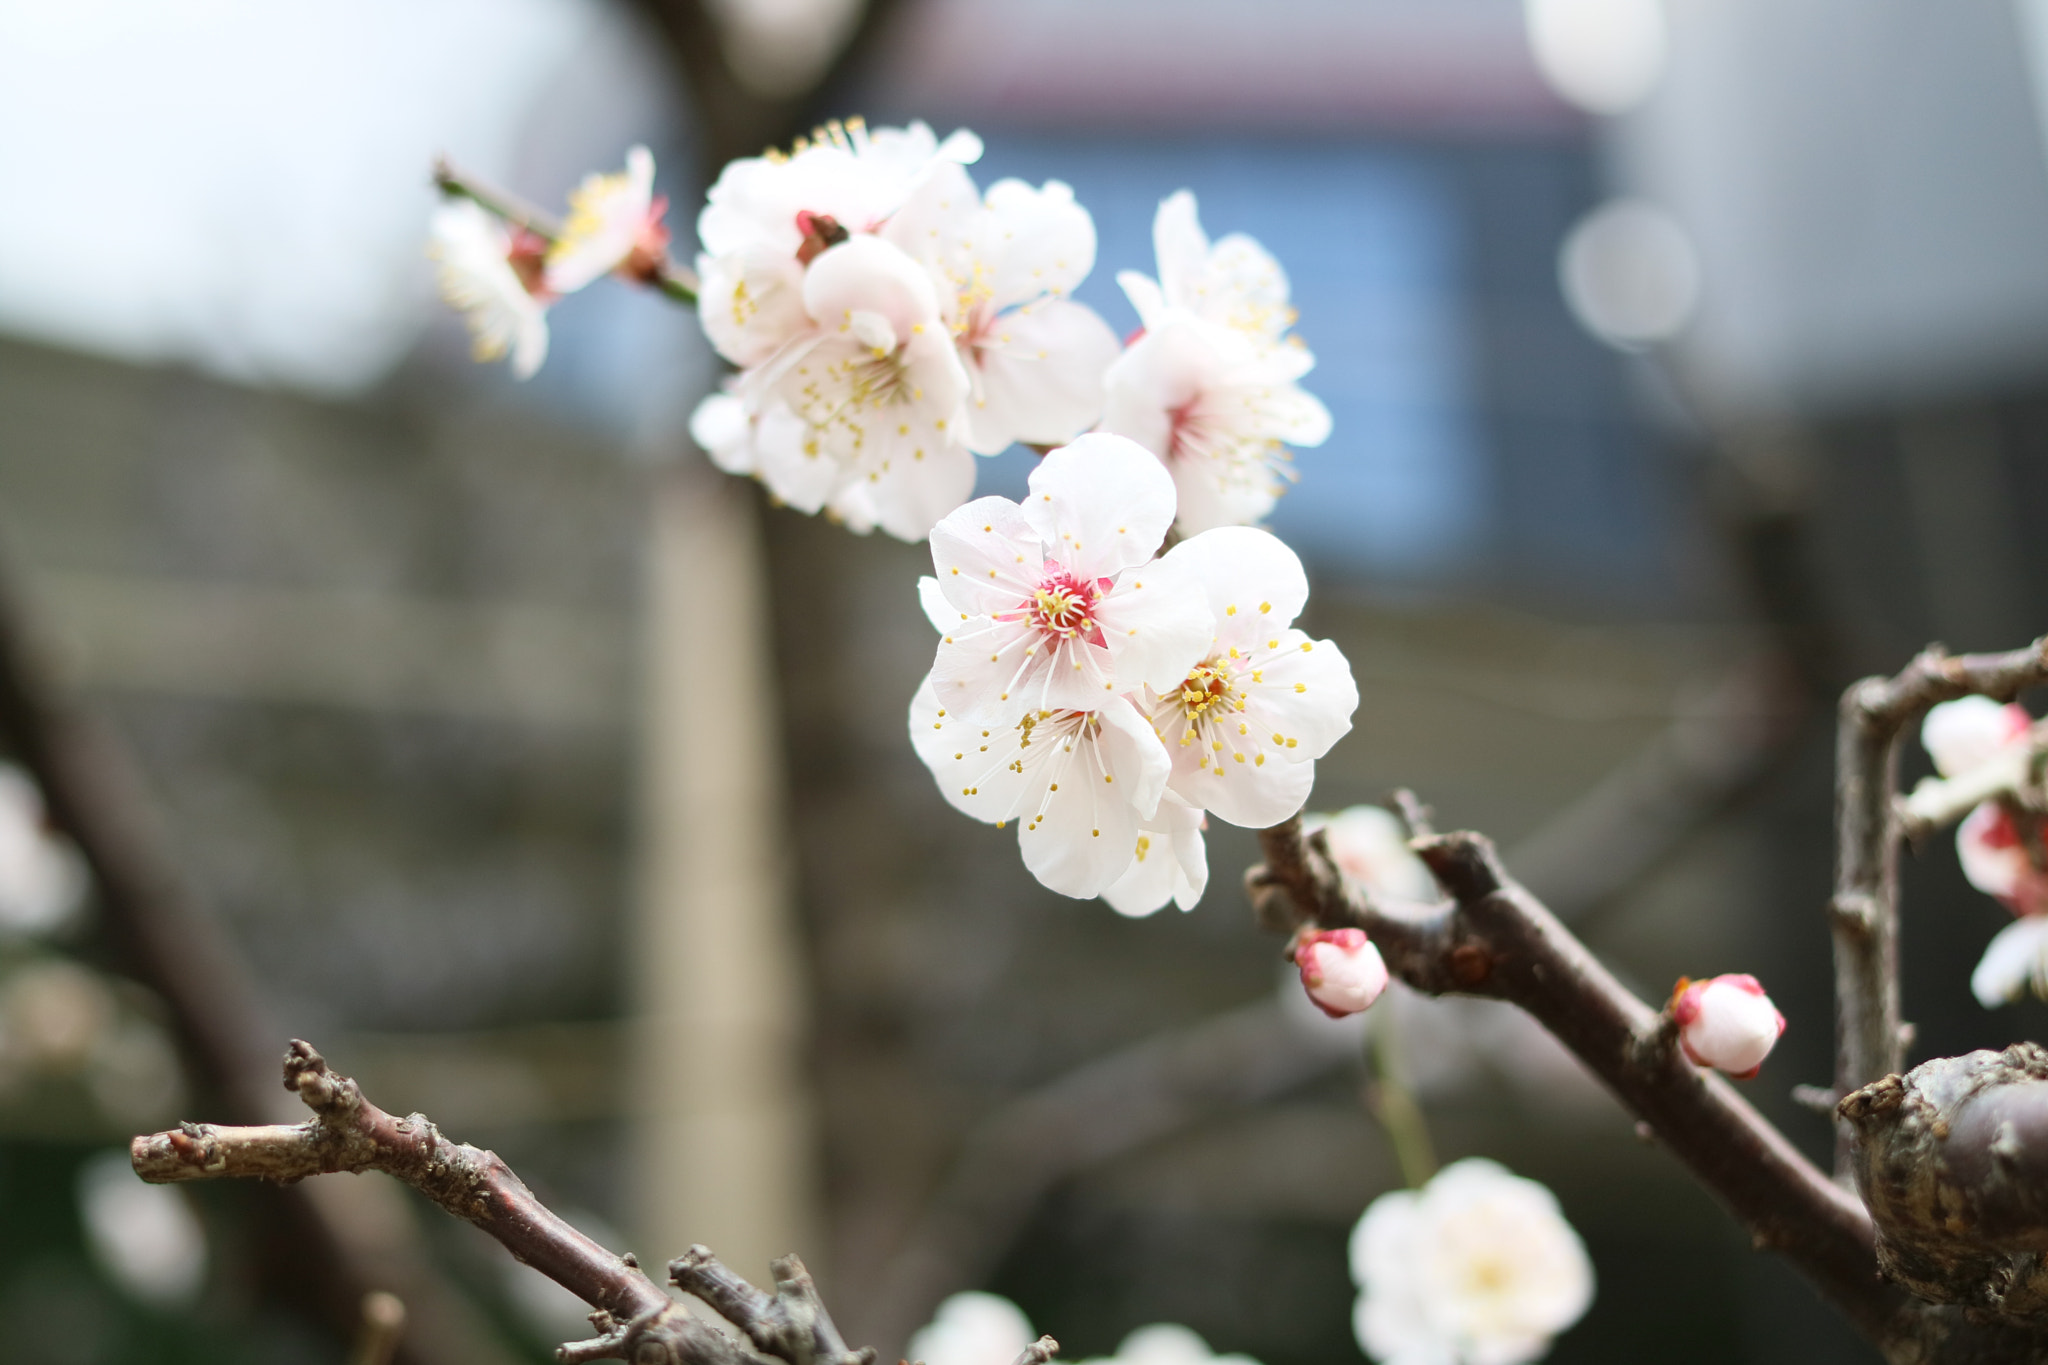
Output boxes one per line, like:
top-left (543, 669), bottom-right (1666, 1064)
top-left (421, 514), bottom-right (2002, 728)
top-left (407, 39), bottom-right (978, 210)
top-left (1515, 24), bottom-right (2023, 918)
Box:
top-left (1830, 638), bottom-right (2048, 1164)
top-left (350, 1293), bottom-right (408, 1365)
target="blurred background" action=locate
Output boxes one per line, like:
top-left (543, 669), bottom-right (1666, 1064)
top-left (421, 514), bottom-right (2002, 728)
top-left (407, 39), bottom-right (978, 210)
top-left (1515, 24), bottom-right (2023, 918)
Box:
top-left (4, 0), bottom-right (2048, 1361)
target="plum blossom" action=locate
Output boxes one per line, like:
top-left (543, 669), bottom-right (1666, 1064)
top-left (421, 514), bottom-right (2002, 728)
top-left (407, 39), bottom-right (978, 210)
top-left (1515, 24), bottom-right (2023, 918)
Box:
top-left (1918, 698), bottom-right (2048, 1004)
top-left (0, 765), bottom-right (85, 936)
top-left (927, 434), bottom-right (1212, 725)
top-left (1351, 1159), bottom-right (1593, 1365)
top-left (884, 163), bottom-right (1121, 453)
top-left (1075, 1324), bottom-right (1261, 1365)
top-left (1103, 194), bottom-right (1330, 534)
top-left (1101, 795), bottom-right (1209, 917)
top-left (1294, 927), bottom-right (1388, 1018)
top-left (1139, 527), bottom-right (1357, 827)
top-left (428, 201), bottom-right (550, 380)
top-left (907, 1292), bottom-right (1037, 1365)
top-left (696, 119), bottom-right (983, 367)
top-left (910, 679), bottom-right (1169, 899)
top-left (79, 1149), bottom-right (205, 1306)
top-left (1671, 974), bottom-right (1785, 1078)
top-left (544, 145), bottom-right (671, 295)
top-left (1310, 805), bottom-right (1439, 904)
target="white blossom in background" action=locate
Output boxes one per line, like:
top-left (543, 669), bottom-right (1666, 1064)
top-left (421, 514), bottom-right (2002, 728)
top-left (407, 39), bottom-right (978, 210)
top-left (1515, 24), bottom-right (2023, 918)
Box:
top-left (908, 1292), bottom-right (1037, 1365)
top-left (1104, 193), bottom-right (1330, 535)
top-left (1351, 1159), bottom-right (1592, 1365)
top-left (428, 200), bottom-right (550, 381)
top-left (1671, 974), bottom-right (1784, 1078)
top-left (1309, 806), bottom-right (1439, 904)
top-left (544, 145), bottom-right (670, 295)
top-left (1918, 698), bottom-right (2048, 1004)
top-left (79, 1149), bottom-right (206, 1306)
top-left (1100, 795), bottom-right (1209, 917)
top-left (1293, 927), bottom-right (1388, 1018)
top-left (926, 435), bottom-right (1212, 726)
top-left (884, 163), bottom-right (1121, 453)
top-left (1076, 1323), bottom-right (1261, 1365)
top-left (1140, 527), bottom-right (1357, 827)
top-left (0, 764), bottom-right (85, 936)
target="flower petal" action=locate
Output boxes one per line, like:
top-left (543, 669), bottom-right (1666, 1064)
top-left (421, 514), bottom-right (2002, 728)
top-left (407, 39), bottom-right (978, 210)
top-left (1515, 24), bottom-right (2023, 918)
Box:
top-left (1022, 433), bottom-right (1178, 579)
top-left (1100, 795), bottom-right (1207, 917)
top-left (983, 178), bottom-right (1097, 306)
top-left (963, 299), bottom-right (1120, 453)
top-left (1016, 699), bottom-right (1169, 898)
top-left (1164, 525), bottom-right (1311, 641)
top-left (1973, 915), bottom-right (2048, 1007)
top-left (1093, 553), bottom-right (1215, 698)
top-left (929, 497), bottom-right (1044, 616)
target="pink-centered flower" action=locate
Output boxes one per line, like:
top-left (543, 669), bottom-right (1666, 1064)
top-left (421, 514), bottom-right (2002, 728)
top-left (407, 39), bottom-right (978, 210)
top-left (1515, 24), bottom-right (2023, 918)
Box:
top-left (885, 163), bottom-right (1121, 453)
top-left (429, 201), bottom-right (550, 380)
top-left (927, 434), bottom-right (1213, 724)
top-left (1294, 927), bottom-right (1388, 1018)
top-left (545, 146), bottom-right (672, 295)
top-left (1140, 527), bottom-right (1358, 827)
top-left (909, 677), bottom-right (1171, 899)
top-left (1671, 974), bottom-right (1785, 1078)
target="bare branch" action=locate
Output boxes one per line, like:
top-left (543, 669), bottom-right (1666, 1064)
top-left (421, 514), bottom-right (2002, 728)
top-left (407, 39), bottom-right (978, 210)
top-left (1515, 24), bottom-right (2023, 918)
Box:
top-left (1249, 819), bottom-right (1901, 1343)
top-left (1010, 1337), bottom-right (1059, 1365)
top-left (1832, 638), bottom-right (2048, 1159)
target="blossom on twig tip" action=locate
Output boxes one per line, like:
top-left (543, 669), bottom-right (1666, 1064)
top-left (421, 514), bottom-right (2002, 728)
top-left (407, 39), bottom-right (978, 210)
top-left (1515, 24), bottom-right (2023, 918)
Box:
top-left (1670, 974), bottom-right (1785, 1078)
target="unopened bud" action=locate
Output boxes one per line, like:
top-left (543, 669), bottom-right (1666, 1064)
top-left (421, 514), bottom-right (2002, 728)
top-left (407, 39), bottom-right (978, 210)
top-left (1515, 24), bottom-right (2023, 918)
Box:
top-left (1671, 974), bottom-right (1785, 1078)
top-left (1294, 927), bottom-right (1388, 1018)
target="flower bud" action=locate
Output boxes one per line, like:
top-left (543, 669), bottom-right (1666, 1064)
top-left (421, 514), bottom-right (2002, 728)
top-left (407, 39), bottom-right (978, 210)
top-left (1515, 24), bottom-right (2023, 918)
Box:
top-left (1295, 928), bottom-right (1388, 1018)
top-left (1671, 974), bottom-right (1785, 1078)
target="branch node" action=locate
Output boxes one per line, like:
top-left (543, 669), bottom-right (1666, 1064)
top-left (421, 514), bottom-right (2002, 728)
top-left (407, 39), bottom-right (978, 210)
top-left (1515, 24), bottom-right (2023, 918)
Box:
top-left (1411, 832), bottom-right (1503, 903)
top-left (1008, 1337), bottom-right (1059, 1365)
top-left (1829, 893), bottom-right (1878, 937)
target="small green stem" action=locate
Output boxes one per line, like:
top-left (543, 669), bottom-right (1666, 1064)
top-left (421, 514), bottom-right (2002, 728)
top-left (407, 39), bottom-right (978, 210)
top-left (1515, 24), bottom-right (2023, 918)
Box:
top-left (1368, 999), bottom-right (1438, 1189)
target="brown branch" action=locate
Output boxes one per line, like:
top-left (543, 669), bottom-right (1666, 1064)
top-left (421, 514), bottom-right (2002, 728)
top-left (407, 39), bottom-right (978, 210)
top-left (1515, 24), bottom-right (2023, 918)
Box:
top-left (136, 1042), bottom-right (908, 1365)
top-left (1248, 819), bottom-right (1909, 1346)
top-left (1831, 638), bottom-right (2048, 1161)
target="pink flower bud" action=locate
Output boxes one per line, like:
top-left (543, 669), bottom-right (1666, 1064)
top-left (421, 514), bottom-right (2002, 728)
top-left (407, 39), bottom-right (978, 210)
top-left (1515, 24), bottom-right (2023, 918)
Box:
top-left (1671, 974), bottom-right (1786, 1078)
top-left (1295, 928), bottom-right (1388, 1018)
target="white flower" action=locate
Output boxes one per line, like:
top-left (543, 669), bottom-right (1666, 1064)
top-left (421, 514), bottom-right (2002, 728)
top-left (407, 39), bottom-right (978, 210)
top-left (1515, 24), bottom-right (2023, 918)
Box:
top-left (927, 434), bottom-right (1213, 724)
top-left (1124, 190), bottom-right (1297, 346)
top-left (908, 1292), bottom-right (1036, 1365)
top-left (0, 765), bottom-right (85, 936)
top-left (745, 232), bottom-right (979, 540)
top-left (1103, 194), bottom-right (1329, 534)
top-left (910, 678), bottom-right (1171, 899)
top-left (1923, 696), bottom-right (2031, 777)
top-left (697, 119), bottom-right (982, 368)
top-left (428, 200), bottom-right (550, 380)
top-left (544, 145), bottom-right (671, 295)
top-left (1139, 527), bottom-right (1357, 828)
top-left (1351, 1159), bottom-right (1593, 1365)
top-left (1310, 806), bottom-right (1439, 904)
top-left (1972, 914), bottom-right (2048, 1006)
top-left (1077, 1324), bottom-right (1260, 1365)
top-left (1956, 801), bottom-right (2048, 917)
top-left (885, 164), bottom-right (1121, 453)
top-left (79, 1149), bottom-right (206, 1306)
top-left (1294, 927), bottom-right (1388, 1018)
top-left (1100, 794), bottom-right (1209, 917)
top-left (1670, 974), bottom-right (1784, 1078)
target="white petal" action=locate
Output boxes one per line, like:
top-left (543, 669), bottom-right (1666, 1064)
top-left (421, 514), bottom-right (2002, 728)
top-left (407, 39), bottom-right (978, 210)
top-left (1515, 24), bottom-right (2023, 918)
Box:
top-left (917, 576), bottom-right (961, 633)
top-left (866, 439), bottom-right (979, 543)
top-left (1151, 190), bottom-right (1211, 312)
top-left (983, 178), bottom-right (1097, 306)
top-left (1094, 553), bottom-right (1215, 698)
top-left (1170, 462), bottom-right (1282, 536)
top-left (1163, 526), bottom-right (1311, 639)
top-left (1117, 270), bottom-right (1170, 331)
top-left (1923, 697), bottom-right (2029, 778)
top-left (1100, 796), bottom-right (1208, 916)
top-left (1023, 433), bottom-right (1179, 579)
top-left (929, 497), bottom-right (1044, 616)
top-left (1973, 915), bottom-right (2048, 1006)
top-left (1239, 632), bottom-right (1359, 760)
top-left (908, 675), bottom-right (1027, 823)
top-left (962, 299), bottom-right (1121, 453)
top-left (1958, 802), bottom-right (2025, 901)
top-left (802, 234), bottom-right (942, 339)
top-left (907, 1293), bottom-right (1034, 1365)
top-left (1017, 699), bottom-right (1169, 898)
top-left (749, 408), bottom-right (840, 514)
top-left (690, 392), bottom-right (754, 474)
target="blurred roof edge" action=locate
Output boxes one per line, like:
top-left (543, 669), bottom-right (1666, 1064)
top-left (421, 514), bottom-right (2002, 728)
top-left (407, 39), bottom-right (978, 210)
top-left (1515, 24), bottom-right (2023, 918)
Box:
top-left (860, 0), bottom-right (1583, 138)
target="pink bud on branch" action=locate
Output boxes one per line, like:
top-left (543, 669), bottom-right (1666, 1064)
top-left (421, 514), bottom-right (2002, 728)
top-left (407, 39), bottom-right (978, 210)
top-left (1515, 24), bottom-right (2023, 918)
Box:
top-left (1294, 927), bottom-right (1388, 1018)
top-left (1671, 974), bottom-right (1786, 1079)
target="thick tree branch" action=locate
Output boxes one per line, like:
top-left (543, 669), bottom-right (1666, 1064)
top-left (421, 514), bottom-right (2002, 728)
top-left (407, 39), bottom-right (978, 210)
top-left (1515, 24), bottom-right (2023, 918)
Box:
top-left (1248, 820), bottom-right (1902, 1344)
top-left (1832, 639), bottom-right (2048, 1157)
top-left (135, 1042), bottom-right (942, 1365)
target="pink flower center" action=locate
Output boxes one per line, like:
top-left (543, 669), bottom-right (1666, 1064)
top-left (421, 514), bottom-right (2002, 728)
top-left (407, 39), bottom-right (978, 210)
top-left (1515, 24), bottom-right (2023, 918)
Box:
top-left (1017, 564), bottom-right (1108, 646)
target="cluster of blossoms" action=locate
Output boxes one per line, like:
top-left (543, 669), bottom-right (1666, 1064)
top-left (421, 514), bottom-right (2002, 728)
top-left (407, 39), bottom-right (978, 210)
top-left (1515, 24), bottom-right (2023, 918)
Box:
top-left (1919, 696), bottom-right (2048, 1005)
top-left (909, 434), bottom-right (1358, 914)
top-left (1350, 1159), bottom-right (1593, 1365)
top-left (688, 122), bottom-right (1329, 541)
top-left (430, 146), bottom-right (670, 379)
